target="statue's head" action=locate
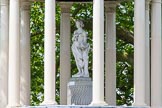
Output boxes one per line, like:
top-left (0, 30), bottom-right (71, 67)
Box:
top-left (76, 20), bottom-right (84, 28)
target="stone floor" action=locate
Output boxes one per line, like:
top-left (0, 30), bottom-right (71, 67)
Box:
top-left (21, 105), bottom-right (150, 108)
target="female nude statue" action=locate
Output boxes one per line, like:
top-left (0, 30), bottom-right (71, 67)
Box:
top-left (72, 20), bottom-right (90, 77)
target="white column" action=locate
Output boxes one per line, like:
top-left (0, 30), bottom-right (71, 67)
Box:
top-left (60, 3), bottom-right (72, 105)
top-left (42, 0), bottom-right (57, 105)
top-left (20, 2), bottom-right (31, 106)
top-left (0, 0), bottom-right (9, 108)
top-left (8, 0), bottom-right (21, 107)
top-left (90, 0), bottom-right (107, 105)
top-left (0, 2), bottom-right (2, 34)
top-left (105, 1), bottom-right (117, 106)
top-left (145, 0), bottom-right (151, 106)
top-left (151, 0), bottom-right (162, 107)
top-left (133, 0), bottom-right (146, 106)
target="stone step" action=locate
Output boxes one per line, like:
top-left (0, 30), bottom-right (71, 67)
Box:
top-left (21, 105), bottom-right (150, 108)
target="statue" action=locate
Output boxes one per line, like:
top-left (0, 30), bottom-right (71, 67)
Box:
top-left (72, 20), bottom-right (90, 77)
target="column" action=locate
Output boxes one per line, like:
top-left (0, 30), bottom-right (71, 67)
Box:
top-left (0, 0), bottom-right (9, 108)
top-left (20, 2), bottom-right (31, 106)
top-left (151, 0), bottom-right (162, 107)
top-left (42, 0), bottom-right (57, 105)
top-left (145, 0), bottom-right (151, 106)
top-left (8, 0), bottom-right (21, 107)
top-left (60, 3), bottom-right (72, 105)
top-left (105, 1), bottom-right (118, 105)
top-left (90, 0), bottom-right (107, 105)
top-left (133, 0), bottom-right (146, 106)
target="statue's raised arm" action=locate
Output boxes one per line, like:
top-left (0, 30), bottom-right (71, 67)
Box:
top-left (72, 20), bottom-right (90, 77)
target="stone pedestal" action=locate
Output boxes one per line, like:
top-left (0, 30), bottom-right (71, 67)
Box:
top-left (67, 77), bottom-right (92, 105)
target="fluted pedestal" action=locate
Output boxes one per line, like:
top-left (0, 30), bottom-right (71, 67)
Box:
top-left (67, 78), bottom-right (92, 105)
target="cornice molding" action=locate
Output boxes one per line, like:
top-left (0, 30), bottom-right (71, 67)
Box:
top-left (59, 2), bottom-right (73, 13)
top-left (21, 2), bottom-right (31, 10)
top-left (0, 0), bottom-right (9, 6)
top-left (151, 0), bottom-right (161, 3)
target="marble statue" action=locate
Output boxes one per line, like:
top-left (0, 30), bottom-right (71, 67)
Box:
top-left (72, 20), bottom-right (90, 77)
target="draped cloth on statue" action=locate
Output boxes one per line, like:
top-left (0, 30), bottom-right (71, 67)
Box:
top-left (72, 20), bottom-right (90, 78)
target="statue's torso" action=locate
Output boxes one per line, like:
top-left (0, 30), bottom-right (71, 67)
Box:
top-left (73, 29), bottom-right (88, 48)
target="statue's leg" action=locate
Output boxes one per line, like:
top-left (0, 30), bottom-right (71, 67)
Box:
top-left (83, 51), bottom-right (89, 77)
top-left (72, 47), bottom-right (81, 72)
top-left (72, 46), bottom-right (83, 77)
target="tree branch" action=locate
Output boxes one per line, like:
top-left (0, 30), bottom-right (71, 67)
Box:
top-left (116, 26), bottom-right (134, 45)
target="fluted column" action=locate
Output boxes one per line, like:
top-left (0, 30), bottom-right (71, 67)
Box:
top-left (133, 0), bottom-right (146, 106)
top-left (90, 0), bottom-right (107, 105)
top-left (42, 0), bottom-right (57, 105)
top-left (105, 1), bottom-right (118, 105)
top-left (8, 0), bottom-right (21, 107)
top-left (60, 3), bottom-right (72, 105)
top-left (151, 0), bottom-right (162, 107)
top-left (145, 0), bottom-right (151, 106)
top-left (20, 2), bottom-right (31, 106)
top-left (0, 0), bottom-right (9, 108)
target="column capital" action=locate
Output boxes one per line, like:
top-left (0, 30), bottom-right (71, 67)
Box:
top-left (0, 0), bottom-right (9, 6)
top-left (151, 0), bottom-right (161, 3)
top-left (105, 1), bottom-right (119, 13)
top-left (21, 2), bottom-right (31, 11)
top-left (59, 2), bottom-right (73, 13)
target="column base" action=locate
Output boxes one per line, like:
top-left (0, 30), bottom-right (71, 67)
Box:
top-left (133, 102), bottom-right (147, 107)
top-left (6, 104), bottom-right (21, 108)
top-left (151, 106), bottom-right (162, 108)
top-left (40, 100), bottom-right (57, 106)
top-left (90, 101), bottom-right (108, 106)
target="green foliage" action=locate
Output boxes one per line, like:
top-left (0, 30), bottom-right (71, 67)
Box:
top-left (116, 1), bottom-right (134, 33)
top-left (30, 2), bottom-right (45, 105)
top-left (116, 40), bottom-right (134, 106)
top-left (116, 1), bottom-right (134, 105)
top-left (30, 1), bottom-right (134, 106)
